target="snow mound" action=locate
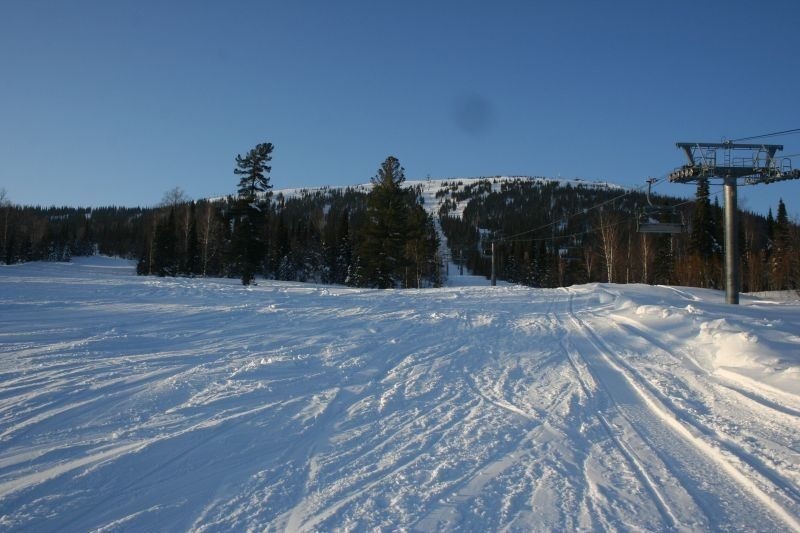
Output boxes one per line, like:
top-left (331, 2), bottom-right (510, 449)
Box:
top-left (698, 318), bottom-right (781, 369)
top-left (695, 317), bottom-right (800, 398)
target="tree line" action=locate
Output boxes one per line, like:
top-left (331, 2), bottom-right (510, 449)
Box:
top-left (136, 147), bottom-right (441, 288)
top-left (0, 186), bottom-right (145, 264)
top-left (1, 147), bottom-right (442, 289)
top-left (2, 162), bottom-right (797, 293)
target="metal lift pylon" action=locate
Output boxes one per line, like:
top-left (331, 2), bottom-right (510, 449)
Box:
top-left (668, 141), bottom-right (800, 304)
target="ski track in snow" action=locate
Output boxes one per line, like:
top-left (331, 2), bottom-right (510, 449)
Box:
top-left (0, 257), bottom-right (799, 531)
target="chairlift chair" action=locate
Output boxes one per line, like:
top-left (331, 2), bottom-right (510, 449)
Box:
top-left (478, 234), bottom-right (495, 259)
top-left (637, 208), bottom-right (685, 234)
top-left (636, 178), bottom-right (687, 234)
top-left (558, 245), bottom-right (582, 262)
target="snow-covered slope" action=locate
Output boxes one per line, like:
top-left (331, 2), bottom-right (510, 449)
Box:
top-left (1, 258), bottom-right (799, 531)
top-left (271, 175), bottom-right (621, 202)
top-left (225, 175), bottom-right (622, 287)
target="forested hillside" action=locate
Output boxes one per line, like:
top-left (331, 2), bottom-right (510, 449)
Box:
top-left (438, 177), bottom-right (798, 292)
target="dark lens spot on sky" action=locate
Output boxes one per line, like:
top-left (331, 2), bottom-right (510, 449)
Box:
top-left (453, 94), bottom-right (493, 136)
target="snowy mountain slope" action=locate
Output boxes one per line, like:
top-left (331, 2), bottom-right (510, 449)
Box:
top-left (0, 258), bottom-right (798, 531)
top-left (271, 175), bottom-right (621, 203)
top-left (220, 175), bottom-right (622, 287)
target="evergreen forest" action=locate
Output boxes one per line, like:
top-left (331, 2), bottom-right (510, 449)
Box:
top-left (2, 150), bottom-right (798, 293)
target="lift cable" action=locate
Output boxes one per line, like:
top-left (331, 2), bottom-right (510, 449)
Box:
top-left (497, 188), bottom-right (723, 244)
top-left (730, 127), bottom-right (800, 143)
top-left (492, 174), bottom-right (669, 244)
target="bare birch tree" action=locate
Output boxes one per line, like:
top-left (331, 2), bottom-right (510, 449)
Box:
top-left (598, 208), bottom-right (620, 283)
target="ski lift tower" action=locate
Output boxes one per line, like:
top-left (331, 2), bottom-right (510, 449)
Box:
top-left (668, 141), bottom-right (800, 304)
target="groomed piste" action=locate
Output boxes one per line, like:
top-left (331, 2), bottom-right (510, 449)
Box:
top-left (1, 257), bottom-right (799, 531)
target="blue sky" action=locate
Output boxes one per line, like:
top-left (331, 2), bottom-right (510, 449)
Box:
top-left (1, 0), bottom-right (799, 216)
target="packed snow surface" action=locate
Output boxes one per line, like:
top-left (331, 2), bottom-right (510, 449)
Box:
top-left (1, 258), bottom-right (799, 531)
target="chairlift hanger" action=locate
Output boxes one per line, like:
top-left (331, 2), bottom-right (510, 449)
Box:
top-left (637, 178), bottom-right (686, 234)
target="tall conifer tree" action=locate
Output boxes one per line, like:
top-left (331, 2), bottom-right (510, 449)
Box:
top-left (184, 202), bottom-right (200, 276)
top-left (689, 177), bottom-right (718, 287)
top-left (360, 156), bottom-right (409, 288)
top-left (153, 208), bottom-right (178, 276)
top-left (334, 209), bottom-right (354, 285)
top-left (230, 142), bottom-right (273, 285)
top-left (771, 198), bottom-right (792, 289)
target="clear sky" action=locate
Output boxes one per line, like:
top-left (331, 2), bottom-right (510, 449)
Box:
top-left (1, 0), bottom-right (799, 216)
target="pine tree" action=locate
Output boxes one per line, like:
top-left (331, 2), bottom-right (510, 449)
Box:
top-left (766, 208), bottom-right (775, 245)
top-left (652, 234), bottom-right (674, 285)
top-left (776, 198), bottom-right (790, 243)
top-left (687, 178), bottom-right (718, 287)
top-left (690, 178), bottom-right (714, 256)
top-left (360, 156), bottom-right (409, 288)
top-left (19, 235), bottom-right (33, 263)
top-left (334, 209), bottom-right (353, 285)
top-left (58, 222), bottom-right (71, 261)
top-left (79, 215), bottom-right (94, 256)
top-left (0, 189), bottom-right (9, 262)
top-left (230, 142), bottom-right (273, 285)
top-left (404, 202), bottom-right (438, 288)
top-left (184, 202), bottom-right (200, 276)
top-left (271, 212), bottom-right (290, 278)
top-left (153, 208), bottom-right (178, 276)
top-left (712, 196), bottom-right (723, 253)
top-left (348, 255), bottom-right (364, 287)
top-left (771, 198), bottom-right (791, 289)
top-left (6, 230), bottom-right (18, 264)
